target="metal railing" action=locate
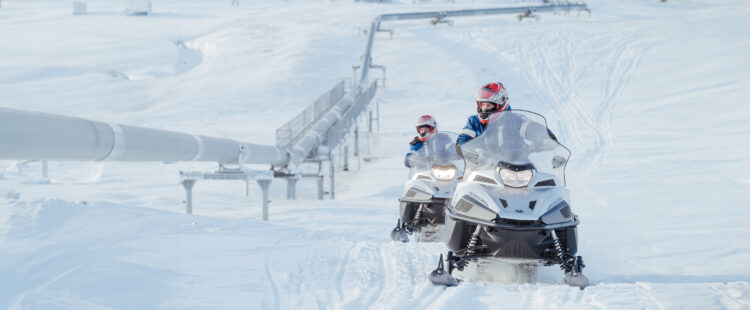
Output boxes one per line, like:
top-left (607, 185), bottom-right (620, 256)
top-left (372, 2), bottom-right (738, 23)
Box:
top-left (324, 81), bottom-right (378, 151)
top-left (275, 80), bottom-right (346, 148)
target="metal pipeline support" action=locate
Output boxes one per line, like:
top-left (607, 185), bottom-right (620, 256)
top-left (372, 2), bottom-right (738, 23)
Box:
top-left (0, 107), bottom-right (289, 166)
top-left (377, 4), bottom-right (589, 22)
top-left (358, 3), bottom-right (590, 85)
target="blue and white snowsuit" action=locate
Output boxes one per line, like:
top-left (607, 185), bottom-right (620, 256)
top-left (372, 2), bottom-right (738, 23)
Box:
top-left (456, 105), bottom-right (557, 147)
top-left (457, 105), bottom-right (512, 146)
top-left (404, 137), bottom-right (423, 168)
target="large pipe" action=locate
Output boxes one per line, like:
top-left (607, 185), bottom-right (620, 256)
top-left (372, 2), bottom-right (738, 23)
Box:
top-left (360, 3), bottom-right (589, 84)
top-left (290, 87), bottom-right (361, 163)
top-left (0, 107), bottom-right (288, 166)
top-left (378, 4), bottom-right (589, 22)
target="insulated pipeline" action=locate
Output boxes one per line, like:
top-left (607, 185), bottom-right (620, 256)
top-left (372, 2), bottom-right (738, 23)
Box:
top-left (0, 107), bottom-right (289, 166)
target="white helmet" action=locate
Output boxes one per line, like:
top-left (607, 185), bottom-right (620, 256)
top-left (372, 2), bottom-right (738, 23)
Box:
top-left (474, 82), bottom-right (509, 123)
top-left (416, 115), bottom-right (437, 141)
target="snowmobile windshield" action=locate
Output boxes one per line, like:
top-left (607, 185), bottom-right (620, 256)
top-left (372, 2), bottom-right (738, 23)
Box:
top-left (460, 110), bottom-right (571, 186)
top-left (408, 132), bottom-right (464, 176)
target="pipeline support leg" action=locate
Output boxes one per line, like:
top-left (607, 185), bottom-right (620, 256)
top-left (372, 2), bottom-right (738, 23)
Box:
top-left (317, 175), bottom-right (324, 200)
top-left (317, 161), bottom-right (324, 200)
top-left (329, 158), bottom-right (335, 200)
top-left (181, 179), bottom-right (196, 214)
top-left (368, 111), bottom-right (373, 133)
top-left (377, 99), bottom-right (381, 133)
top-left (257, 179), bottom-right (271, 221)
top-left (343, 144), bottom-right (349, 171)
top-left (286, 178), bottom-right (298, 200)
top-left (354, 126), bottom-right (360, 157)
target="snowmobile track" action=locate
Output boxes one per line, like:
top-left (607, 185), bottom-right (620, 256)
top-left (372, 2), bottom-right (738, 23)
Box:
top-left (335, 243), bottom-right (352, 301)
top-left (363, 244), bottom-right (387, 308)
top-left (264, 239), bottom-right (282, 310)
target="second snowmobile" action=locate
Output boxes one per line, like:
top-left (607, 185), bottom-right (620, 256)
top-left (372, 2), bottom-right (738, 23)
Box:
top-left (391, 131), bottom-right (464, 242)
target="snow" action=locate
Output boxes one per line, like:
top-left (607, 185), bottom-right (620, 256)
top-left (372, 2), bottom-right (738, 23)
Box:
top-left (2, 0), bottom-right (750, 309)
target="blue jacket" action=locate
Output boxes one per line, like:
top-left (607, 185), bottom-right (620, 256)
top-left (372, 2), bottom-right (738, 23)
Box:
top-left (456, 106), bottom-right (557, 146)
top-left (457, 115), bottom-right (486, 146)
top-left (457, 105), bottom-right (512, 146)
top-left (404, 136), bottom-right (423, 168)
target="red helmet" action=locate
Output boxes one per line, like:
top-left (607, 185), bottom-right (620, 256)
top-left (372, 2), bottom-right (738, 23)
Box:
top-left (416, 115), bottom-right (437, 141)
top-left (474, 82), bottom-right (509, 123)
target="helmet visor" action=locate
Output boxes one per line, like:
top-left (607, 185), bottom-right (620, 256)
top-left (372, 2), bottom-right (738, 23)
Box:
top-left (417, 125), bottom-right (434, 134)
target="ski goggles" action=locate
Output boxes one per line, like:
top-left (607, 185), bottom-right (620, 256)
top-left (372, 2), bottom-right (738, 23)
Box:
top-left (417, 125), bottom-right (434, 133)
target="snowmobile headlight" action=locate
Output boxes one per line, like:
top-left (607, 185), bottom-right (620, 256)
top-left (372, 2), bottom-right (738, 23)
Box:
top-left (431, 165), bottom-right (456, 181)
top-left (497, 168), bottom-right (533, 188)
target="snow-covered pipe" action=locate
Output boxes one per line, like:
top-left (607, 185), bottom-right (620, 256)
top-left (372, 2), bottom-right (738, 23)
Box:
top-left (359, 3), bottom-right (590, 84)
top-left (290, 87), bottom-right (361, 162)
top-left (0, 107), bottom-right (289, 166)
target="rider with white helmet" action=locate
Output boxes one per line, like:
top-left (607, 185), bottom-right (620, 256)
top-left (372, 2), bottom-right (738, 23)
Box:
top-left (457, 82), bottom-right (512, 146)
top-left (405, 115), bottom-right (437, 168)
top-left (457, 82), bottom-right (557, 149)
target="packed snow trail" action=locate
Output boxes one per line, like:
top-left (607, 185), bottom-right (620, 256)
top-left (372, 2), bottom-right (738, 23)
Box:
top-left (2, 0), bottom-right (750, 309)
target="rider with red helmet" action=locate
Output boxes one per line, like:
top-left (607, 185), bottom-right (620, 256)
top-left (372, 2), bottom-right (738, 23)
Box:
top-left (405, 115), bottom-right (437, 168)
top-left (457, 82), bottom-right (512, 146)
top-left (457, 82), bottom-right (557, 148)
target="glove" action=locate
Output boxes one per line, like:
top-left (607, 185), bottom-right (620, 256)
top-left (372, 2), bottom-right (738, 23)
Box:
top-left (404, 156), bottom-right (412, 168)
top-left (548, 130), bottom-right (558, 142)
top-left (405, 152), bottom-right (420, 168)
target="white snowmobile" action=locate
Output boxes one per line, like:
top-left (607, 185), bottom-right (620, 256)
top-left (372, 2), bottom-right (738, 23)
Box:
top-left (428, 110), bottom-right (589, 289)
top-left (391, 131), bottom-right (464, 242)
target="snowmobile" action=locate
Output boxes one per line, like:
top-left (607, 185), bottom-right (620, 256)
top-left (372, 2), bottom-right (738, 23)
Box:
top-left (391, 131), bottom-right (464, 242)
top-left (428, 110), bottom-right (589, 289)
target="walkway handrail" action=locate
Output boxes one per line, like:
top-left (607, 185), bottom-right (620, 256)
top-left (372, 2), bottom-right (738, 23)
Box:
top-left (276, 80), bottom-right (346, 149)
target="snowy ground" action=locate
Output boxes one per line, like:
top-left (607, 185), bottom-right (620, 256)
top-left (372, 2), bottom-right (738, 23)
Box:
top-left (2, 0), bottom-right (750, 309)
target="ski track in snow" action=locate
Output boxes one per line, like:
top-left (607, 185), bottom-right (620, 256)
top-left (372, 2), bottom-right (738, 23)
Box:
top-left (9, 267), bottom-right (80, 309)
top-left (364, 244), bottom-right (387, 308)
top-left (335, 245), bottom-right (351, 302)
top-left (636, 282), bottom-right (666, 310)
top-left (264, 239), bottom-right (282, 310)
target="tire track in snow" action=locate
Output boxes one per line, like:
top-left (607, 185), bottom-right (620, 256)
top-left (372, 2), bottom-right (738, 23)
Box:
top-left (336, 243), bottom-right (352, 301)
top-left (364, 244), bottom-right (387, 308)
top-left (504, 29), bottom-right (655, 172)
top-left (412, 286), bottom-right (447, 310)
top-left (264, 239), bottom-right (282, 310)
top-left (514, 32), bottom-right (603, 165)
top-left (590, 35), bottom-right (654, 168)
top-left (333, 242), bottom-right (388, 309)
top-left (9, 267), bottom-right (79, 309)
top-left (707, 282), bottom-right (746, 309)
top-left (636, 282), bottom-right (666, 310)
top-left (467, 29), bottom-right (602, 157)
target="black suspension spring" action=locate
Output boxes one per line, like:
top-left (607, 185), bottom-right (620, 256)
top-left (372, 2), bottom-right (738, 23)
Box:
top-left (413, 204), bottom-right (425, 224)
top-left (466, 225), bottom-right (482, 256)
top-left (550, 229), bottom-right (571, 270)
